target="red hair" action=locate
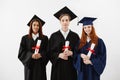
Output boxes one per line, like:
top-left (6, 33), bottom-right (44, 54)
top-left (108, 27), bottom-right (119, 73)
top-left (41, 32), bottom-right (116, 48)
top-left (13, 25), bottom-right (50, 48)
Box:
top-left (79, 26), bottom-right (98, 49)
top-left (28, 19), bottom-right (43, 38)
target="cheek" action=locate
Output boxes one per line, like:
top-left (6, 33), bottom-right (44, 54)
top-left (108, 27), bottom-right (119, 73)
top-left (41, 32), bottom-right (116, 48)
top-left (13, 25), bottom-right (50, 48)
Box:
top-left (36, 26), bottom-right (39, 29)
top-left (32, 26), bottom-right (39, 31)
top-left (84, 28), bottom-right (87, 32)
top-left (66, 21), bottom-right (70, 24)
top-left (89, 28), bottom-right (92, 32)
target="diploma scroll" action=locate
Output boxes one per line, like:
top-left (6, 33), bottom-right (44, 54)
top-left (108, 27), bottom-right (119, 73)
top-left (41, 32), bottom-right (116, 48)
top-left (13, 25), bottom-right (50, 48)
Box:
top-left (87, 43), bottom-right (95, 58)
top-left (34, 40), bottom-right (41, 54)
top-left (64, 41), bottom-right (70, 51)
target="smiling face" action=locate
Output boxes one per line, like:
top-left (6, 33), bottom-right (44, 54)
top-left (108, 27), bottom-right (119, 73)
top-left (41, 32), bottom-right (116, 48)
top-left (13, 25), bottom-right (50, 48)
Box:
top-left (59, 14), bottom-right (70, 32)
top-left (83, 25), bottom-right (92, 36)
top-left (32, 21), bottom-right (40, 34)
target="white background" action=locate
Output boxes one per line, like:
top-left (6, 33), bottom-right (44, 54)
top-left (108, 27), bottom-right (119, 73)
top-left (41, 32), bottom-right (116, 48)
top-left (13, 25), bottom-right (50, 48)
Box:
top-left (0, 0), bottom-right (120, 80)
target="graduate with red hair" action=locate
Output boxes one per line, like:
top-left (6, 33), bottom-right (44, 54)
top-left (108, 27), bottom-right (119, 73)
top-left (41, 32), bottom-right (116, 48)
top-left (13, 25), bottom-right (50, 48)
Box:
top-left (74, 17), bottom-right (106, 80)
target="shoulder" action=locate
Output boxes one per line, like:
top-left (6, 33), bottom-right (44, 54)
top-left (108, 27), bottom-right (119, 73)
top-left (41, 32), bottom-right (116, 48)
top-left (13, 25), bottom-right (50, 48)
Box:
top-left (70, 30), bottom-right (79, 36)
top-left (43, 35), bottom-right (48, 38)
top-left (20, 34), bottom-right (29, 43)
top-left (50, 30), bottom-right (60, 37)
top-left (21, 34), bottom-right (29, 40)
top-left (42, 35), bottom-right (48, 40)
top-left (98, 38), bottom-right (104, 43)
top-left (70, 30), bottom-right (77, 34)
top-left (97, 37), bottom-right (106, 47)
top-left (70, 30), bottom-right (79, 39)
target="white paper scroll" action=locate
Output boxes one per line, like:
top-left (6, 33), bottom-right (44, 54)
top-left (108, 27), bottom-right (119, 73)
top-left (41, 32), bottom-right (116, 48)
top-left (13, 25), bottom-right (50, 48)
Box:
top-left (87, 43), bottom-right (95, 58)
top-left (34, 40), bottom-right (41, 54)
top-left (65, 41), bottom-right (70, 51)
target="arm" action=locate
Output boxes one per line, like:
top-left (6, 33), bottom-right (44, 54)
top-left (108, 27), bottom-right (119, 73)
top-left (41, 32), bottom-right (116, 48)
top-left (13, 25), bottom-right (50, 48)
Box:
top-left (91, 39), bottom-right (106, 75)
top-left (40, 36), bottom-right (49, 65)
top-left (18, 36), bottom-right (33, 67)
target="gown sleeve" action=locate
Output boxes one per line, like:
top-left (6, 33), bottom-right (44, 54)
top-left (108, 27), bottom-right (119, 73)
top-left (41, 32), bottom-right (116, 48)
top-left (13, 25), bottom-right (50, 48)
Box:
top-left (91, 39), bottom-right (106, 75)
top-left (73, 40), bottom-right (80, 70)
top-left (73, 40), bottom-right (83, 80)
top-left (18, 36), bottom-right (33, 67)
top-left (48, 34), bottom-right (60, 65)
top-left (40, 36), bottom-right (49, 65)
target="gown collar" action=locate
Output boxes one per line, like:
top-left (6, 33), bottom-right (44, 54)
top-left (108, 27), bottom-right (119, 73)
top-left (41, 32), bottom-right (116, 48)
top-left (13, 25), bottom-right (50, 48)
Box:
top-left (32, 33), bottom-right (39, 40)
top-left (87, 36), bottom-right (91, 43)
top-left (60, 29), bottom-right (70, 39)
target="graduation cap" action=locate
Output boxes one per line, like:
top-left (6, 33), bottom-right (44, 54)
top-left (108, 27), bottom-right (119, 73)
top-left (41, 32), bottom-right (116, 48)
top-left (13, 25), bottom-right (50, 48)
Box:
top-left (78, 17), bottom-right (97, 26)
top-left (27, 15), bottom-right (45, 27)
top-left (54, 6), bottom-right (77, 21)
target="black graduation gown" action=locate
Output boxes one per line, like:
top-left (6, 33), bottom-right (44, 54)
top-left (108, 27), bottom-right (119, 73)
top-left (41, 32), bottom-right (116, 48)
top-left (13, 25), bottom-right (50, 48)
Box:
top-left (74, 38), bottom-right (106, 80)
top-left (18, 35), bottom-right (49, 80)
top-left (49, 30), bottom-right (79, 80)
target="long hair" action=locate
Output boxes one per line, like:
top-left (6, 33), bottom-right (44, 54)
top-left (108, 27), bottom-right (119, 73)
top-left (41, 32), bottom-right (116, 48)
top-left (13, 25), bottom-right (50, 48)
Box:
top-left (28, 19), bottom-right (43, 38)
top-left (78, 26), bottom-right (98, 49)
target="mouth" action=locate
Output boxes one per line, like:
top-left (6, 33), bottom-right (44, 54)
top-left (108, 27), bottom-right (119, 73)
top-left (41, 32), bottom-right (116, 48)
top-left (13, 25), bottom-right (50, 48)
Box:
top-left (63, 24), bottom-right (68, 27)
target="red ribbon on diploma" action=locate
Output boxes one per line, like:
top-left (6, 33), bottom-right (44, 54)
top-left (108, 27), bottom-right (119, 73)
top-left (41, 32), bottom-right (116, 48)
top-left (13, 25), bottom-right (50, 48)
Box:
top-left (62, 46), bottom-right (71, 51)
top-left (32, 46), bottom-right (40, 50)
top-left (86, 48), bottom-right (95, 54)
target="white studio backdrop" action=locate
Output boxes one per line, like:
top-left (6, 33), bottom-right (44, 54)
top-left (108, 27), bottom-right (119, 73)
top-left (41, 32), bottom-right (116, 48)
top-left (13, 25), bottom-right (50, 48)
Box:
top-left (0, 0), bottom-right (120, 80)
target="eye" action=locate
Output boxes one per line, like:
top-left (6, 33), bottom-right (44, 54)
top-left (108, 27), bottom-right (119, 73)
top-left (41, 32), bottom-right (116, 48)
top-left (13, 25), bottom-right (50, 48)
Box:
top-left (66, 19), bottom-right (69, 22)
top-left (61, 19), bottom-right (64, 22)
top-left (88, 26), bottom-right (91, 28)
top-left (84, 27), bottom-right (86, 29)
top-left (37, 24), bottom-right (39, 27)
top-left (33, 24), bottom-right (36, 26)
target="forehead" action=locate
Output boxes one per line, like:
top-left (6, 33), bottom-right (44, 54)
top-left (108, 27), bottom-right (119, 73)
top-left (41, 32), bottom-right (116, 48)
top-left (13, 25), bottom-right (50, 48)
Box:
top-left (60, 15), bottom-right (70, 19)
top-left (83, 25), bottom-right (92, 27)
top-left (32, 21), bottom-right (39, 26)
top-left (32, 21), bottom-right (39, 23)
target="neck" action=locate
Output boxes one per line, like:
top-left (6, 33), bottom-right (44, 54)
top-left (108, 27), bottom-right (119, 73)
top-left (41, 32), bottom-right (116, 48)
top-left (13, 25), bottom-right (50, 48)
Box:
top-left (62, 28), bottom-right (68, 32)
top-left (33, 32), bottom-right (38, 35)
top-left (87, 35), bottom-right (91, 39)
top-left (87, 35), bottom-right (90, 38)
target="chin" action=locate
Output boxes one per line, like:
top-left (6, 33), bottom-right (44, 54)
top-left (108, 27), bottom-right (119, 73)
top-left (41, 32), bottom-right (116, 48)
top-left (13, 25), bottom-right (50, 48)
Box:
top-left (86, 33), bottom-right (90, 35)
top-left (33, 31), bottom-right (38, 34)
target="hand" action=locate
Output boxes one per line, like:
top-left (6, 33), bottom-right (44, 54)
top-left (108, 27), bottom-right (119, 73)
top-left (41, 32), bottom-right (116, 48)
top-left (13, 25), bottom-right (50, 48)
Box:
top-left (64, 50), bottom-right (73, 56)
top-left (32, 53), bottom-right (42, 59)
top-left (83, 59), bottom-right (92, 65)
top-left (32, 53), bottom-right (36, 59)
top-left (58, 53), bottom-right (68, 60)
top-left (80, 53), bottom-right (92, 65)
top-left (35, 53), bottom-right (42, 59)
top-left (80, 54), bottom-right (90, 60)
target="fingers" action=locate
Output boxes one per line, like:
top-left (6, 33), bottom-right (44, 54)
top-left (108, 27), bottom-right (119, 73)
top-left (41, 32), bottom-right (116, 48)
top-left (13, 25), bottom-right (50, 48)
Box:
top-left (63, 50), bottom-right (73, 56)
top-left (80, 53), bottom-right (92, 65)
top-left (63, 56), bottom-right (68, 60)
top-left (32, 54), bottom-right (35, 59)
top-left (83, 60), bottom-right (88, 64)
top-left (81, 54), bottom-right (86, 59)
top-left (58, 53), bottom-right (68, 60)
top-left (81, 54), bottom-right (90, 60)
top-left (83, 59), bottom-right (92, 65)
top-left (32, 53), bottom-right (41, 59)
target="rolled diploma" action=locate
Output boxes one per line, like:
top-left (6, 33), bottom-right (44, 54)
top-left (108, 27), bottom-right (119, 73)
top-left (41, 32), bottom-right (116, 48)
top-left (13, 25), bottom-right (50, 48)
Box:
top-left (35, 40), bottom-right (41, 54)
top-left (87, 43), bottom-right (95, 58)
top-left (65, 41), bottom-right (70, 51)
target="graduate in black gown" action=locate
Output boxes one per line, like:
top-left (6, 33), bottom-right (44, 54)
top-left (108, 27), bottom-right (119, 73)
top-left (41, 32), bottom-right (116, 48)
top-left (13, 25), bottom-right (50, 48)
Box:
top-left (18, 15), bottom-right (48, 80)
top-left (49, 6), bottom-right (79, 80)
top-left (74, 17), bottom-right (106, 80)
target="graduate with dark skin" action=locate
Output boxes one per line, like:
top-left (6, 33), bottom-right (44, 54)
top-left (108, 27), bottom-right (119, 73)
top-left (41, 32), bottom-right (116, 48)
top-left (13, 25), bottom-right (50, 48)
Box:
top-left (18, 15), bottom-right (48, 80)
top-left (74, 17), bottom-right (106, 80)
top-left (49, 6), bottom-right (79, 80)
